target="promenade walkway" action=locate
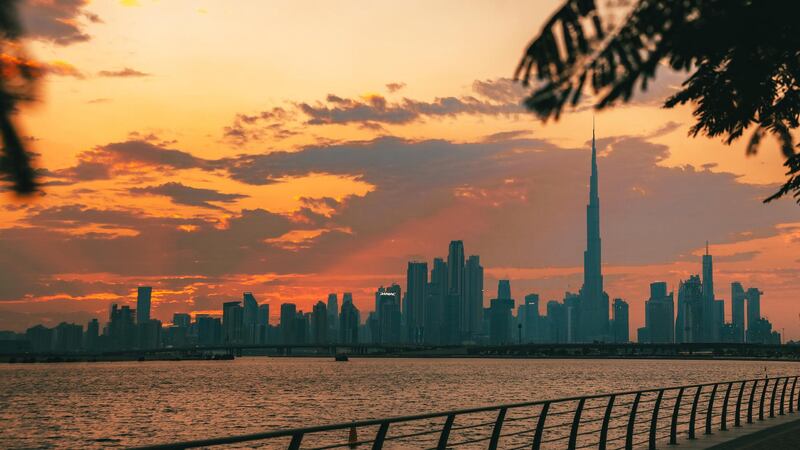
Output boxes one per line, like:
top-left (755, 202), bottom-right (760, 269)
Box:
top-left (679, 413), bottom-right (800, 449)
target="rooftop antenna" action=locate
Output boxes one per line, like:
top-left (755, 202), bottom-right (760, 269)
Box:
top-left (705, 240), bottom-right (709, 255)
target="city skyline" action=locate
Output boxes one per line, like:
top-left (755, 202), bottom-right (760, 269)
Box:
top-left (1, 1), bottom-right (799, 340)
top-left (5, 128), bottom-right (782, 350)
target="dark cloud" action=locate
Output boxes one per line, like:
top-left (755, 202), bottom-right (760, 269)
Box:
top-left (48, 140), bottom-right (221, 184)
top-left (130, 182), bottom-right (248, 210)
top-left (97, 67), bottom-right (150, 77)
top-left (483, 130), bottom-right (531, 142)
top-left (298, 92), bottom-right (522, 126)
top-left (222, 107), bottom-right (297, 145)
top-left (386, 82), bottom-right (406, 93)
top-left (19, 0), bottom-right (97, 45)
top-left (646, 121), bottom-right (682, 138)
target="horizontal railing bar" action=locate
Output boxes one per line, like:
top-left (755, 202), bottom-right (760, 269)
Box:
top-left (132, 375), bottom-right (794, 450)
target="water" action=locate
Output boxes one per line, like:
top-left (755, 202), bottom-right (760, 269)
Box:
top-left (0, 357), bottom-right (797, 448)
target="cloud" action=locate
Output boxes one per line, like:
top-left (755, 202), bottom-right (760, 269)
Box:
top-left (714, 251), bottom-right (761, 263)
top-left (98, 67), bottom-right (150, 77)
top-left (130, 182), bottom-right (248, 210)
top-left (472, 78), bottom-right (527, 104)
top-left (44, 60), bottom-right (84, 78)
top-left (48, 140), bottom-right (221, 184)
top-left (386, 82), bottom-right (406, 93)
top-left (19, 0), bottom-right (98, 45)
top-left (221, 107), bottom-right (297, 146)
top-left (298, 93), bottom-right (522, 126)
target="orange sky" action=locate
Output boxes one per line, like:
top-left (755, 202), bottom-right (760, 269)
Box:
top-left (1, 0), bottom-right (798, 340)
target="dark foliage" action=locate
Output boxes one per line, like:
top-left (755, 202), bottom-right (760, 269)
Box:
top-left (0, 0), bottom-right (39, 195)
top-left (515, 0), bottom-right (800, 203)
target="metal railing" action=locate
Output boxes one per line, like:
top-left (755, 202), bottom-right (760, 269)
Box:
top-left (134, 375), bottom-right (800, 449)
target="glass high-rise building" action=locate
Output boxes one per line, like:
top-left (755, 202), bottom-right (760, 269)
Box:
top-left (136, 286), bottom-right (152, 324)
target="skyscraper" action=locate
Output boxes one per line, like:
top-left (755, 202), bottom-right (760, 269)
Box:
top-left (611, 299), bottom-right (629, 343)
top-left (447, 240), bottom-right (465, 341)
top-left (745, 287), bottom-right (762, 342)
top-left (578, 125), bottom-right (609, 342)
top-left (488, 280), bottom-right (514, 344)
top-left (280, 303), bottom-right (297, 345)
top-left (339, 295), bottom-right (360, 344)
top-left (85, 318), bottom-right (99, 351)
top-left (257, 303), bottom-right (270, 344)
top-left (731, 282), bottom-right (746, 343)
top-left (676, 275), bottom-right (703, 343)
top-left (375, 285), bottom-right (402, 343)
top-left (242, 292), bottom-right (258, 343)
top-left (405, 262), bottom-right (428, 343)
top-left (701, 243), bottom-right (720, 341)
top-left (222, 301), bottom-right (244, 344)
top-left (462, 255), bottom-right (483, 341)
top-left (642, 282), bottom-right (674, 343)
top-left (519, 294), bottom-right (541, 343)
top-left (311, 301), bottom-right (328, 344)
top-left (243, 292), bottom-right (258, 324)
top-left (172, 313), bottom-right (191, 329)
top-left (327, 293), bottom-right (339, 341)
top-left (136, 286), bottom-right (152, 324)
top-left (497, 280), bottom-right (511, 301)
top-left (424, 258), bottom-right (447, 345)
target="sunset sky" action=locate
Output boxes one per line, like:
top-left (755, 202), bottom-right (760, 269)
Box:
top-left (2, 0), bottom-right (799, 339)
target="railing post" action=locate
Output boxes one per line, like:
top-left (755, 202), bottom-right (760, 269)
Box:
top-left (371, 422), bottom-right (389, 450)
top-left (488, 407), bottom-right (507, 450)
top-left (531, 402), bottom-right (549, 450)
top-left (436, 414), bottom-right (455, 449)
top-left (599, 395), bottom-right (615, 450)
top-left (649, 390), bottom-right (664, 450)
top-left (769, 377), bottom-right (780, 418)
top-left (288, 432), bottom-right (304, 450)
top-left (721, 382), bottom-right (733, 431)
top-left (705, 383), bottom-right (718, 435)
top-left (759, 377), bottom-right (769, 421)
top-left (567, 398), bottom-right (585, 450)
top-left (688, 386), bottom-right (703, 439)
top-left (734, 381), bottom-right (746, 427)
top-left (780, 377), bottom-right (789, 416)
top-left (669, 387), bottom-right (685, 445)
top-left (625, 392), bottom-right (642, 450)
top-left (790, 377), bottom-right (798, 414)
top-left (747, 379), bottom-right (758, 424)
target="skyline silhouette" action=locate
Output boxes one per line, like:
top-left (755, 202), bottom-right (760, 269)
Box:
top-left (4, 128), bottom-right (781, 352)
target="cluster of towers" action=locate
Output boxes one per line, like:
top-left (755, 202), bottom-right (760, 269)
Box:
top-left (638, 246), bottom-right (779, 345)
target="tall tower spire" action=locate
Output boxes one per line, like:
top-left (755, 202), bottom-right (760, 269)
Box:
top-left (580, 120), bottom-right (607, 341)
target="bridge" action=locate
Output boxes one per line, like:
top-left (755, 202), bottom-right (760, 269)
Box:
top-left (131, 375), bottom-right (800, 449)
top-left (5, 342), bottom-right (800, 361)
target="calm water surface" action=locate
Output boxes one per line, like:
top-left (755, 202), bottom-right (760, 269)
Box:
top-left (1, 357), bottom-right (798, 448)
